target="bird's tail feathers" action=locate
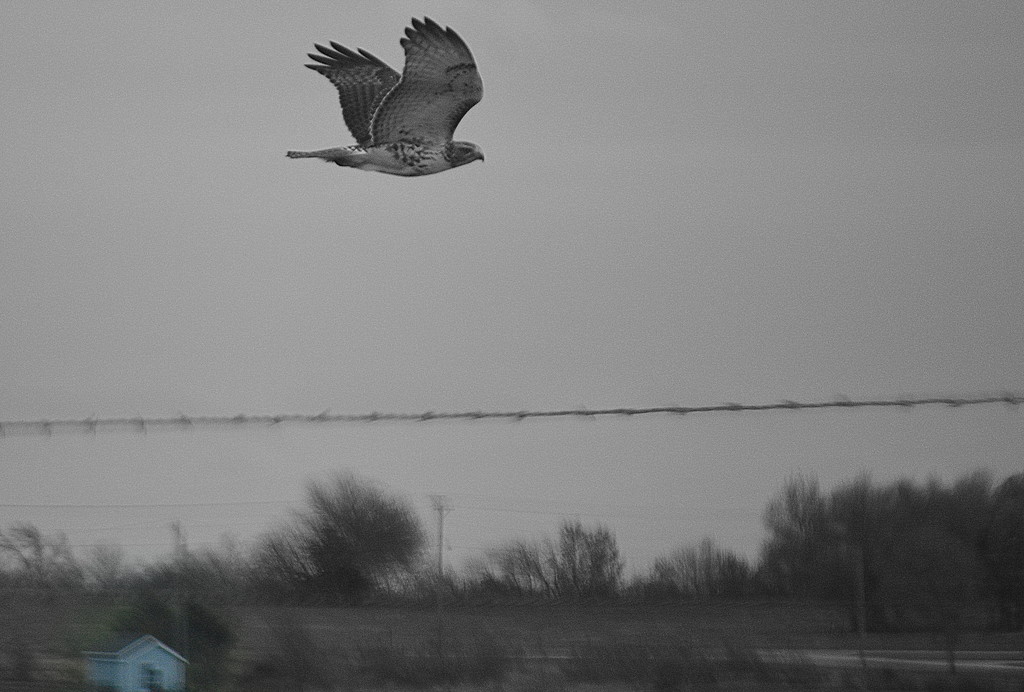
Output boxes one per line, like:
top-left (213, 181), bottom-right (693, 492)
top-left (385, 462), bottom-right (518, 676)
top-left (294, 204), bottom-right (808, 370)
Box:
top-left (286, 147), bottom-right (361, 164)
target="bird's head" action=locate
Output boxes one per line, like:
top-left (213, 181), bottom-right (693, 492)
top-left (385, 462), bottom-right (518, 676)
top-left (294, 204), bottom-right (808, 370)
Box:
top-left (447, 141), bottom-right (485, 167)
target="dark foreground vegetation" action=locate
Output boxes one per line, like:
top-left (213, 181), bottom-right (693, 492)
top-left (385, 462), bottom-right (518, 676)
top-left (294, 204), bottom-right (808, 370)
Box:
top-left (3, 595), bottom-right (1023, 691)
top-left (0, 469), bottom-right (1021, 689)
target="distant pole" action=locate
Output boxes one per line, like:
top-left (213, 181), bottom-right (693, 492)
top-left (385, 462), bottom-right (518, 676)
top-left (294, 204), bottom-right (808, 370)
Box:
top-left (429, 495), bottom-right (451, 630)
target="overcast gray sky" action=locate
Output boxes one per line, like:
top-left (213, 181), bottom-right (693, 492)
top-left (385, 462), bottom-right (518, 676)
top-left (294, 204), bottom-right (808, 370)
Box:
top-left (1, 1), bottom-right (1022, 572)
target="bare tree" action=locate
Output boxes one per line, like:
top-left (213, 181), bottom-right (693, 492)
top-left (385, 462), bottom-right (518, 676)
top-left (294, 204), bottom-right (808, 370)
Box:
top-left (758, 474), bottom-right (841, 597)
top-left (481, 539), bottom-right (553, 595)
top-left (982, 472), bottom-right (1024, 631)
top-left (0, 523), bottom-right (81, 590)
top-left (83, 542), bottom-right (129, 592)
top-left (251, 473), bottom-right (425, 599)
top-left (549, 520), bottom-right (623, 599)
top-left (650, 537), bottom-right (752, 598)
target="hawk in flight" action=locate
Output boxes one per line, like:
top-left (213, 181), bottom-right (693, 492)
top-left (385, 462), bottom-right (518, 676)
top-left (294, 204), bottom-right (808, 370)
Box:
top-left (287, 17), bottom-right (484, 176)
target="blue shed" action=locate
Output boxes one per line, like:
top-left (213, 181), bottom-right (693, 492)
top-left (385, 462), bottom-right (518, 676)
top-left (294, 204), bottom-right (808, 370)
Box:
top-left (84, 635), bottom-right (187, 691)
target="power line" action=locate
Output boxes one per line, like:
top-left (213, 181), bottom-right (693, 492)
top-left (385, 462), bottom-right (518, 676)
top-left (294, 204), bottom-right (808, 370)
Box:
top-left (457, 503), bottom-right (755, 521)
top-left (0, 393), bottom-right (1019, 437)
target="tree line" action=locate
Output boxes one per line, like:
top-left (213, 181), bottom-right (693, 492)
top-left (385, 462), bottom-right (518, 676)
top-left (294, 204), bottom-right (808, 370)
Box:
top-left (757, 470), bottom-right (1024, 633)
top-left (1, 469), bottom-right (1021, 634)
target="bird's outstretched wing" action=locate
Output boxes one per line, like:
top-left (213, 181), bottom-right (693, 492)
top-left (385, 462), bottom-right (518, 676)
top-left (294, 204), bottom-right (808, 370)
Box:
top-left (371, 17), bottom-right (483, 146)
top-left (305, 43), bottom-right (400, 148)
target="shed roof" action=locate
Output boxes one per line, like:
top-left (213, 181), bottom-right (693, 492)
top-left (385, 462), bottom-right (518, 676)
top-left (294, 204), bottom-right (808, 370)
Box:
top-left (84, 634), bottom-right (188, 664)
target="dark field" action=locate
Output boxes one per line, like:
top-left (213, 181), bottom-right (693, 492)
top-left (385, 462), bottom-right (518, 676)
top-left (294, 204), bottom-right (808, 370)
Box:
top-left (230, 602), bottom-right (1024, 690)
top-left (6, 595), bottom-right (1024, 690)
top-left (232, 600), bottom-right (1024, 654)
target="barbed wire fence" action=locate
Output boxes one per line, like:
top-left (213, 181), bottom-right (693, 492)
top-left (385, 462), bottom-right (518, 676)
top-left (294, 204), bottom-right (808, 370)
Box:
top-left (1, 392), bottom-right (1020, 437)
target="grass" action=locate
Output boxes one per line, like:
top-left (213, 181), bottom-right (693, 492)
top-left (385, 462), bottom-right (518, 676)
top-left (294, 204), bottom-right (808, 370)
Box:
top-left (235, 615), bottom-right (512, 690)
top-left (236, 626), bottom-right (1023, 691)
top-left (229, 602), bottom-right (1024, 690)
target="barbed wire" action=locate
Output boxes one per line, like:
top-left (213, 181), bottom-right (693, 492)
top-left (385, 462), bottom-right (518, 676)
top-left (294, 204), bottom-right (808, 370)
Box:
top-left (0, 392), bottom-right (1020, 437)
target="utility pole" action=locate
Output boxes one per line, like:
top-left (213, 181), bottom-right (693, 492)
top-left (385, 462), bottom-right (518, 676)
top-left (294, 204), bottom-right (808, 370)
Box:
top-left (428, 495), bottom-right (451, 631)
top-left (855, 543), bottom-right (866, 668)
top-left (170, 522), bottom-right (189, 662)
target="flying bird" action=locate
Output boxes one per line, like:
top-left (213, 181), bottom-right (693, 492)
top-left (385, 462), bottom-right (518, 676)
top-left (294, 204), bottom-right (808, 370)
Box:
top-left (287, 17), bottom-right (484, 176)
